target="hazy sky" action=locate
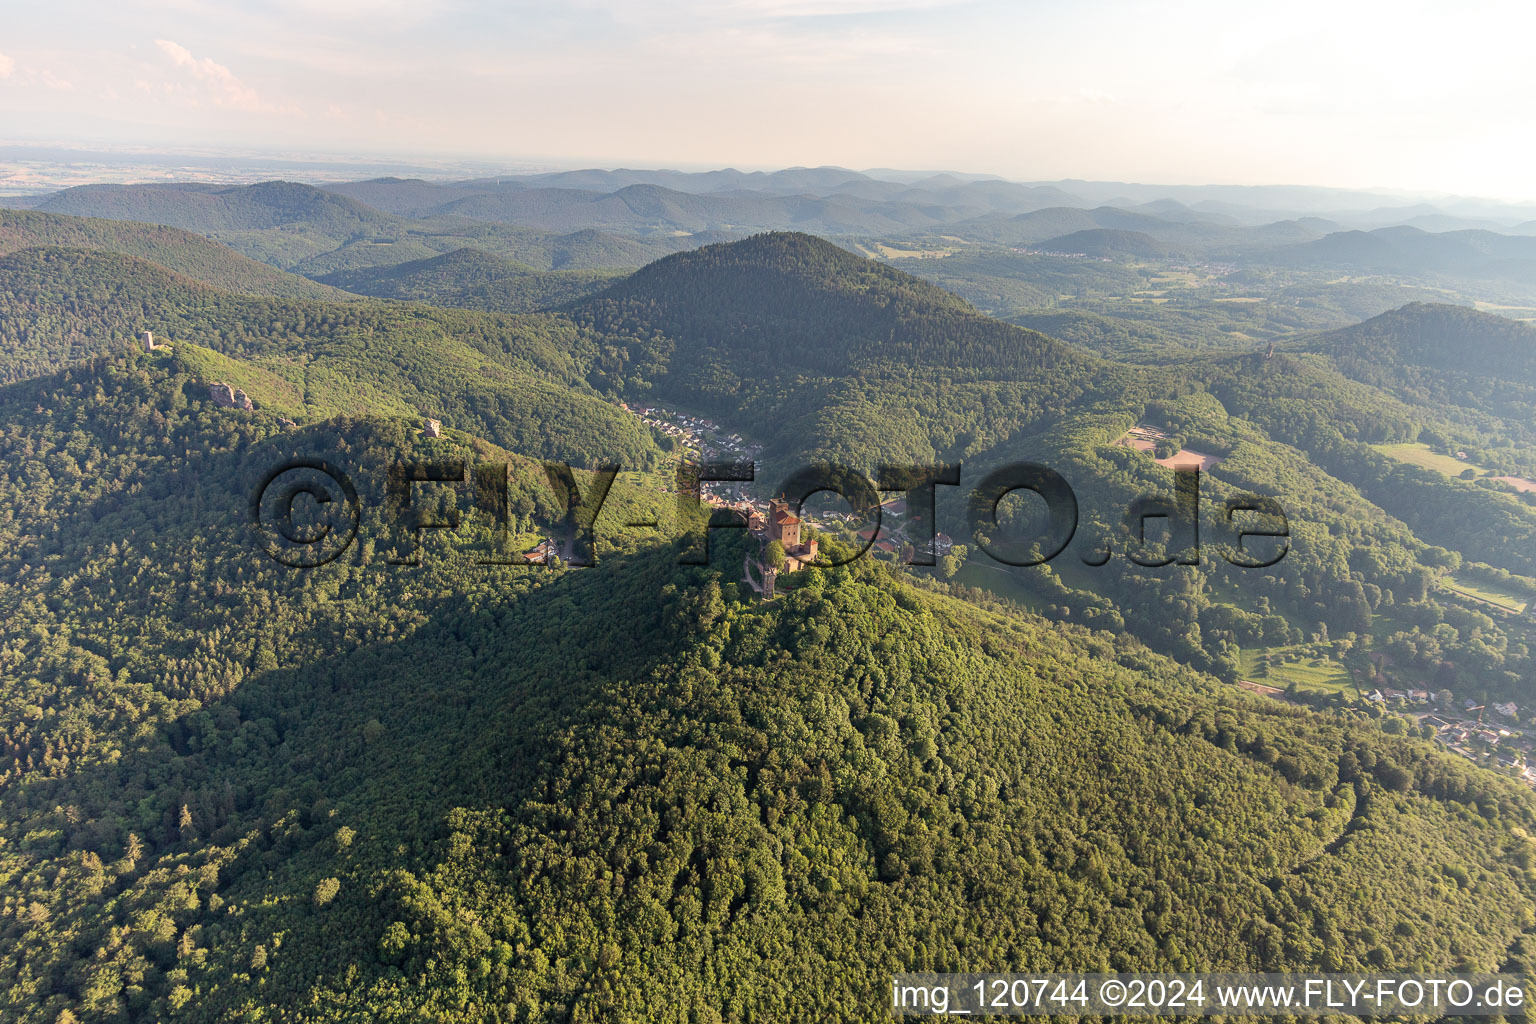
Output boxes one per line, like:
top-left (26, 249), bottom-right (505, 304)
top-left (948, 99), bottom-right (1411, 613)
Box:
top-left (3, 0), bottom-right (1534, 198)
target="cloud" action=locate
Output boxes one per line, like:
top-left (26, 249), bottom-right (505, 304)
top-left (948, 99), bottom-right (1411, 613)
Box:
top-left (154, 39), bottom-right (276, 112)
top-left (0, 53), bottom-right (73, 91)
top-left (34, 69), bottom-right (74, 91)
top-left (269, 0), bottom-right (451, 28)
top-left (721, 0), bottom-right (969, 15)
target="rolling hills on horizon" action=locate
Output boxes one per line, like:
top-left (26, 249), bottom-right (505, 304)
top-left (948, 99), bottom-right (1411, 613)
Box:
top-left (14, 175), bottom-right (1536, 274)
top-left (8, 177), bottom-right (1536, 348)
top-left (0, 181), bottom-right (726, 277)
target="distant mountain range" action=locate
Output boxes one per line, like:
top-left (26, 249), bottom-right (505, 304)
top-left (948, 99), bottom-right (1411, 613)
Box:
top-left (1273, 226), bottom-right (1536, 277)
top-left (0, 181), bottom-right (725, 274)
top-left (21, 179), bottom-right (390, 235)
top-left (323, 178), bottom-right (1072, 235)
top-left (6, 174), bottom-right (1536, 307)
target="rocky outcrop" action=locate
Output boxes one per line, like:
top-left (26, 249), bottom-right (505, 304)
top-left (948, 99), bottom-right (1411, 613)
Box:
top-left (208, 383), bottom-right (254, 411)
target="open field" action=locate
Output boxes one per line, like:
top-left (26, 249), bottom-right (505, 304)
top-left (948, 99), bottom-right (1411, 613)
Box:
top-left (1238, 646), bottom-right (1353, 693)
top-left (1442, 574), bottom-right (1531, 614)
top-left (1235, 678), bottom-right (1288, 700)
top-left (1118, 433), bottom-right (1225, 471)
top-left (951, 561), bottom-right (1045, 612)
top-left (1473, 300), bottom-right (1536, 322)
top-left (1372, 442), bottom-right (1482, 477)
top-left (864, 242), bottom-right (958, 259)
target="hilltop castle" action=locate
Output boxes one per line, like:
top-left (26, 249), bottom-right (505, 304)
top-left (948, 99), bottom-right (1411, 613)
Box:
top-left (743, 497), bottom-right (820, 598)
top-left (761, 498), bottom-right (818, 570)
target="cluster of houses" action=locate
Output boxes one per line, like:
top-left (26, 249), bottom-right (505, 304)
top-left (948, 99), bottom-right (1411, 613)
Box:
top-left (1363, 687), bottom-right (1433, 705)
top-left (623, 403), bottom-right (762, 464)
top-left (521, 538), bottom-right (558, 565)
top-left (854, 497), bottom-right (955, 562)
top-left (1011, 246), bottom-right (1113, 262)
top-left (1424, 715), bottom-right (1515, 750)
top-left (1418, 699), bottom-right (1535, 786)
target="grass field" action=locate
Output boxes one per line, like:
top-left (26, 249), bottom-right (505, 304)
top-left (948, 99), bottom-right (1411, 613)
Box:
top-left (1238, 646), bottom-right (1353, 693)
top-left (867, 243), bottom-right (956, 260)
top-left (1474, 301), bottom-right (1536, 322)
top-left (1441, 574), bottom-right (1531, 614)
top-left (1372, 442), bottom-right (1482, 477)
top-left (951, 561), bottom-right (1045, 613)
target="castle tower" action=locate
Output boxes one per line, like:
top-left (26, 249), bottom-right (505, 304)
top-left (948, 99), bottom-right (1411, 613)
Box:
top-left (767, 498), bottom-right (800, 549)
top-left (140, 330), bottom-right (155, 352)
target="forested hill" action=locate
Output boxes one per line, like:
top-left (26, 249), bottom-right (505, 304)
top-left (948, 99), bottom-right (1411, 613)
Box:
top-left (4, 183), bottom-right (727, 277)
top-left (0, 246), bottom-right (657, 467)
top-left (566, 231), bottom-right (1103, 474)
top-left (572, 231), bottom-right (1091, 378)
top-left (1038, 228), bottom-right (1175, 259)
top-left (1305, 302), bottom-right (1536, 424)
top-left (26, 180), bottom-right (397, 237)
top-left (315, 247), bottom-right (618, 313)
top-left (0, 353), bottom-right (1533, 1022)
top-left (1311, 302), bottom-right (1536, 383)
top-left (0, 210), bottom-right (347, 300)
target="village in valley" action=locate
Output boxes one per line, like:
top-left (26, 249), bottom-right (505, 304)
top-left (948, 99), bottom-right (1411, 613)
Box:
top-left (618, 401), bottom-right (1536, 787)
top-left (1109, 418), bottom-right (1536, 791)
top-left (1239, 655), bottom-right (1536, 787)
top-left (1420, 701), bottom-right (1533, 779)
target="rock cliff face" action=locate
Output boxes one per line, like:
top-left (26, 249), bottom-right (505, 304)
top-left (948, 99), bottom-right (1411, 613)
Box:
top-left (208, 382), bottom-right (254, 410)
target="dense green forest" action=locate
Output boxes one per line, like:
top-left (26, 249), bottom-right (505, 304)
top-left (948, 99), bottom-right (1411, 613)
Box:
top-left (0, 354), bottom-right (1533, 1023)
top-left (568, 232), bottom-right (1101, 474)
top-left (556, 234), bottom-right (1536, 708)
top-left (316, 248), bottom-right (619, 313)
top-left (1308, 303), bottom-right (1536, 430)
top-left (4, 226), bottom-right (1532, 713)
top-left (4, 210), bottom-right (1536, 1021)
top-left (0, 246), bottom-right (658, 469)
top-left (0, 211), bottom-right (347, 301)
